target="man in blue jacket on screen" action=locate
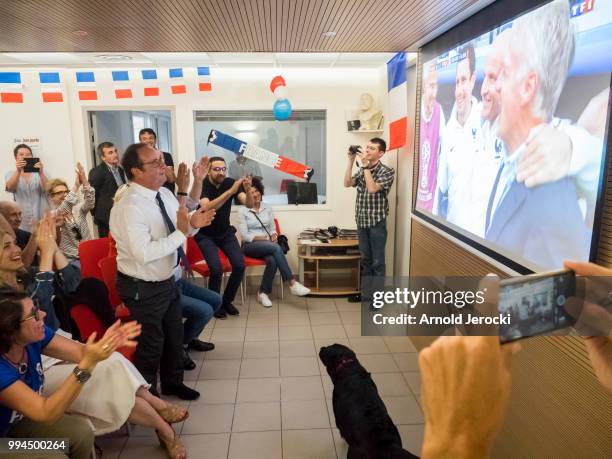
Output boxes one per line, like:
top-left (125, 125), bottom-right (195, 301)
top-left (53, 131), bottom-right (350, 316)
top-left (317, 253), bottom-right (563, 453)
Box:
top-left (485, 0), bottom-right (590, 270)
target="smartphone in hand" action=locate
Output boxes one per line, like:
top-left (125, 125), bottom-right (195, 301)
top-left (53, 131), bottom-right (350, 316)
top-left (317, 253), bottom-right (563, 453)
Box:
top-left (498, 269), bottom-right (576, 343)
top-left (23, 157), bottom-right (40, 173)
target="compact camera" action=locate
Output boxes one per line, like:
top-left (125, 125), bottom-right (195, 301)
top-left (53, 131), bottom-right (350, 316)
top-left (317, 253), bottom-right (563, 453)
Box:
top-left (348, 145), bottom-right (362, 155)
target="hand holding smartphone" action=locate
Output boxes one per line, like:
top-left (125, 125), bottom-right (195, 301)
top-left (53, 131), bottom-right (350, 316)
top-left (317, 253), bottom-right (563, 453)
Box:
top-left (23, 157), bottom-right (40, 173)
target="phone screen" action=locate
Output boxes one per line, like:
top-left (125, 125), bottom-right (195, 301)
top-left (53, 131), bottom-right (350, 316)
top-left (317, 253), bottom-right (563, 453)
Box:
top-left (498, 270), bottom-right (576, 343)
top-left (23, 157), bottom-right (39, 173)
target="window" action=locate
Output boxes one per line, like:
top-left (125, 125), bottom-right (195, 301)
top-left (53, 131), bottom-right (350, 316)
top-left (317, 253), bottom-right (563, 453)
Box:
top-left (194, 110), bottom-right (326, 205)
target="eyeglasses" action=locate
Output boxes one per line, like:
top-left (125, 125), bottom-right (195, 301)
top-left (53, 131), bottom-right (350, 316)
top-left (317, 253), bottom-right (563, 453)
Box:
top-left (21, 302), bottom-right (41, 323)
top-left (51, 189), bottom-right (69, 196)
top-left (211, 166), bottom-right (227, 172)
top-left (140, 157), bottom-right (165, 168)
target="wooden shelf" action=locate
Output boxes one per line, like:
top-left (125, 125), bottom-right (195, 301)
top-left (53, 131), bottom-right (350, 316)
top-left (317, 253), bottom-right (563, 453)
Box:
top-left (298, 236), bottom-right (360, 296)
top-left (298, 255), bottom-right (361, 260)
top-left (306, 286), bottom-right (360, 296)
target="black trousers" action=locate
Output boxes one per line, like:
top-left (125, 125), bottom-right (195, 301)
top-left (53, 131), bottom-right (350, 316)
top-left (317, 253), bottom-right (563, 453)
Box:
top-left (95, 219), bottom-right (110, 238)
top-left (116, 274), bottom-right (184, 389)
top-left (196, 227), bottom-right (245, 307)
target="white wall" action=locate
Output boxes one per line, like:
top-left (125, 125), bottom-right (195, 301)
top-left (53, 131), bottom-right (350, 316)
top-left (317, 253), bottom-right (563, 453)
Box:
top-left (0, 65), bottom-right (397, 275)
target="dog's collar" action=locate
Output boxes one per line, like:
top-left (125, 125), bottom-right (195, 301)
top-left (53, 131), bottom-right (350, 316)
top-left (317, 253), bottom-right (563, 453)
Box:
top-left (334, 357), bottom-right (356, 373)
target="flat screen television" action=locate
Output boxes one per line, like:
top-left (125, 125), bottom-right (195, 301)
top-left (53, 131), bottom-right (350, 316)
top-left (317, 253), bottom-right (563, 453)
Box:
top-left (413, 0), bottom-right (612, 273)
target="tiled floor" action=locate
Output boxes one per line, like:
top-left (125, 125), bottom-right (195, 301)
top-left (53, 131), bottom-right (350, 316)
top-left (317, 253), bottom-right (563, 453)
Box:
top-left (96, 289), bottom-right (424, 458)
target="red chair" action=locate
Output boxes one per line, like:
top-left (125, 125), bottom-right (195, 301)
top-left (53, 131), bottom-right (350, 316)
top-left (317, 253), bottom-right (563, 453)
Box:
top-left (70, 304), bottom-right (135, 362)
top-left (243, 218), bottom-right (284, 299)
top-left (99, 256), bottom-right (131, 320)
top-left (185, 237), bottom-right (244, 303)
top-left (78, 238), bottom-right (111, 281)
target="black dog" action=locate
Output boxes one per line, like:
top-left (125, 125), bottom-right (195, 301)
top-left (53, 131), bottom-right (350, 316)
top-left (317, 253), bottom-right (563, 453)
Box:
top-left (319, 344), bottom-right (418, 459)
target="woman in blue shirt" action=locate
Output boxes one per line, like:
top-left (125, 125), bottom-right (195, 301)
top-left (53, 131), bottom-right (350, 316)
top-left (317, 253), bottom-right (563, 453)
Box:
top-left (0, 288), bottom-right (140, 458)
top-left (237, 178), bottom-right (310, 307)
top-left (0, 215), bottom-right (189, 459)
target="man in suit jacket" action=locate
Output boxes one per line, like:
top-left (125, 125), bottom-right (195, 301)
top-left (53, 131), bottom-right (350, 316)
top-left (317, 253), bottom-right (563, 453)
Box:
top-left (485, 2), bottom-right (590, 269)
top-left (88, 141), bottom-right (126, 237)
top-left (485, 178), bottom-right (590, 269)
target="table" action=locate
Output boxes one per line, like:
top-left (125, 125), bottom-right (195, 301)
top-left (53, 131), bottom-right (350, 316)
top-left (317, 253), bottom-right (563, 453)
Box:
top-left (297, 239), bottom-right (360, 296)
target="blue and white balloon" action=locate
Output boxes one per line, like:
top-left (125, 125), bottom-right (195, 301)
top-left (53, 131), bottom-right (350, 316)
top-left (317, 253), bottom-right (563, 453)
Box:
top-left (273, 98), bottom-right (292, 121)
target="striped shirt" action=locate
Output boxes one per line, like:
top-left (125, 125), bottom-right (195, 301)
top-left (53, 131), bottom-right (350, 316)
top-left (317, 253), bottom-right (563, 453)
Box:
top-left (352, 161), bottom-right (395, 228)
top-left (56, 186), bottom-right (95, 260)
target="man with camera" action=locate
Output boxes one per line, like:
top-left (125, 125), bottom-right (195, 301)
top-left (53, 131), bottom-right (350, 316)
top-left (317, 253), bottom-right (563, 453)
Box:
top-left (343, 138), bottom-right (395, 303)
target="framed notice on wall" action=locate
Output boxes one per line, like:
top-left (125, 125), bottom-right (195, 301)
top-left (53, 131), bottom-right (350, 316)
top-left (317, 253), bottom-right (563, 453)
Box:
top-left (10, 136), bottom-right (42, 156)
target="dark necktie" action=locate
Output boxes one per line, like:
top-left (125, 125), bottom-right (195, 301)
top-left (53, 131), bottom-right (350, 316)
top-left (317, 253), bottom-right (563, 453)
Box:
top-left (485, 162), bottom-right (505, 233)
top-left (155, 192), bottom-right (192, 275)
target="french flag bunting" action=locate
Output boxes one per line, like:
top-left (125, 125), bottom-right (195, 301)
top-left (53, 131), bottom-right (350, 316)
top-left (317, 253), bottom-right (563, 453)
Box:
top-left (141, 69), bottom-right (159, 97)
top-left (197, 66), bottom-right (211, 92)
top-left (0, 72), bottom-right (24, 103)
top-left (75, 71), bottom-right (98, 101)
top-left (387, 52), bottom-right (408, 150)
top-left (39, 72), bottom-right (63, 103)
top-left (111, 71), bottom-right (133, 99)
top-left (169, 68), bottom-right (186, 94)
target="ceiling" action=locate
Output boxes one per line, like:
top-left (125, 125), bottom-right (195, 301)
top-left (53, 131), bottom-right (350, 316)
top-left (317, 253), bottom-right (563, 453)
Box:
top-left (0, 52), bottom-right (400, 68)
top-left (0, 0), bottom-right (492, 53)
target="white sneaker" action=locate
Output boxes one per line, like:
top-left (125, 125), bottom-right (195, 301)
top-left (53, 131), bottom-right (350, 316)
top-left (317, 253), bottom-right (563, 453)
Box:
top-left (258, 292), bottom-right (273, 308)
top-left (289, 281), bottom-right (311, 296)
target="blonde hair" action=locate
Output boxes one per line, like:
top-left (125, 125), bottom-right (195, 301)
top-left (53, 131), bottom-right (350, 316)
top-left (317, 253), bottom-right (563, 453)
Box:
top-left (46, 178), bottom-right (69, 196)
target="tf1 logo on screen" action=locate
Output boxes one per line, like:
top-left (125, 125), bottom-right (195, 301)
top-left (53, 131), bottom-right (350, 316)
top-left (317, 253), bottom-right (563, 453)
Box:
top-left (570, 0), bottom-right (595, 17)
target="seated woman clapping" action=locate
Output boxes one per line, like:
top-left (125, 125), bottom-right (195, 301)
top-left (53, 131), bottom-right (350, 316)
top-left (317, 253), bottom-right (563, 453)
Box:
top-left (0, 290), bottom-right (139, 459)
top-left (0, 215), bottom-right (188, 459)
top-left (237, 178), bottom-right (310, 308)
top-left (46, 162), bottom-right (95, 269)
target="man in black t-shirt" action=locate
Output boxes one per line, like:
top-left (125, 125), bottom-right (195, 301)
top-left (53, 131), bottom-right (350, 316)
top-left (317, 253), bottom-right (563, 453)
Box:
top-left (196, 157), bottom-right (253, 318)
top-left (139, 128), bottom-right (176, 194)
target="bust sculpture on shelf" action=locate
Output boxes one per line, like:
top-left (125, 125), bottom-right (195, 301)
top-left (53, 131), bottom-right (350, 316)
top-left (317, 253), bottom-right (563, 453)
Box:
top-left (358, 93), bottom-right (383, 131)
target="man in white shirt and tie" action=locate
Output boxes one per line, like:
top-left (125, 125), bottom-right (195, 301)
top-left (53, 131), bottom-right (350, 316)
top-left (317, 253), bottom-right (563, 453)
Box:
top-left (110, 143), bottom-right (213, 400)
top-left (434, 43), bottom-right (484, 235)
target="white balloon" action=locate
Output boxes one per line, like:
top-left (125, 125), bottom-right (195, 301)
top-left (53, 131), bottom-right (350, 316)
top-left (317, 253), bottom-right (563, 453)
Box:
top-left (274, 85), bottom-right (288, 100)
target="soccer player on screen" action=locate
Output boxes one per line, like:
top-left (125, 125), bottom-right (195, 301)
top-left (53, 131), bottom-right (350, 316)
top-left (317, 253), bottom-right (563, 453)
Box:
top-left (416, 65), bottom-right (446, 212)
top-left (485, 0), bottom-right (590, 269)
top-left (433, 43), bottom-right (483, 235)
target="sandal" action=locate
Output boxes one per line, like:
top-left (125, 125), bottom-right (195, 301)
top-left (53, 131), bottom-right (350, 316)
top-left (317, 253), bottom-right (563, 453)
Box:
top-left (156, 429), bottom-right (187, 459)
top-left (157, 403), bottom-right (189, 424)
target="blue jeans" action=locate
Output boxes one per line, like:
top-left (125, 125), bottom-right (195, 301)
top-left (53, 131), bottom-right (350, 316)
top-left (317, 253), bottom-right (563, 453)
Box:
top-left (357, 219), bottom-right (387, 297)
top-left (242, 241), bottom-right (294, 294)
top-left (177, 278), bottom-right (222, 344)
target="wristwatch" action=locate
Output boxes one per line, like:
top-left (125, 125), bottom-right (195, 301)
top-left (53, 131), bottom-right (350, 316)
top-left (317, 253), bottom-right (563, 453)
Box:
top-left (72, 366), bottom-right (92, 383)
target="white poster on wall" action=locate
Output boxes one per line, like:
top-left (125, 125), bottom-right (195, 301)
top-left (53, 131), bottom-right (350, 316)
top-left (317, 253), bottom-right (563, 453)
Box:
top-left (10, 136), bottom-right (42, 156)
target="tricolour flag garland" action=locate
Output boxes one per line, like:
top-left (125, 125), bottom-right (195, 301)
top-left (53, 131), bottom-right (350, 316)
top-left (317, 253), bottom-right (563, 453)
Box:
top-left (0, 68), bottom-right (215, 104)
top-left (0, 72), bottom-right (23, 103)
top-left (141, 69), bottom-right (159, 97)
top-left (207, 129), bottom-right (314, 181)
top-left (169, 68), bottom-right (186, 94)
top-left (112, 70), bottom-right (133, 99)
top-left (386, 52), bottom-right (408, 150)
top-left (76, 71), bottom-right (98, 101)
top-left (197, 66), bottom-right (211, 92)
top-left (39, 72), bottom-right (63, 103)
